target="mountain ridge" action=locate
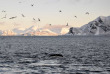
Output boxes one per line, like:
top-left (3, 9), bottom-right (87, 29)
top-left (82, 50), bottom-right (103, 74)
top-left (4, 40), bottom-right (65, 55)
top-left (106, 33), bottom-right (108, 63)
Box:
top-left (67, 16), bottom-right (110, 35)
top-left (0, 16), bottom-right (110, 36)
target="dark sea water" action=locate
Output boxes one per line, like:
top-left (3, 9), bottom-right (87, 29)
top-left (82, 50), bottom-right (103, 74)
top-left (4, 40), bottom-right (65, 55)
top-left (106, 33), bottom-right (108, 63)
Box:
top-left (0, 36), bottom-right (110, 74)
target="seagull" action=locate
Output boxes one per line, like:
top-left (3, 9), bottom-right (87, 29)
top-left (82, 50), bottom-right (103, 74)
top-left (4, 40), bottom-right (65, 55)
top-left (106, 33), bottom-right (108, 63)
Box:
top-left (59, 10), bottom-right (62, 12)
top-left (33, 18), bottom-right (36, 21)
top-left (32, 18), bottom-right (37, 23)
top-left (38, 18), bottom-right (40, 21)
top-left (2, 10), bottom-right (6, 12)
top-left (9, 16), bottom-right (17, 19)
top-left (31, 4), bottom-right (34, 7)
top-left (86, 12), bottom-right (89, 15)
top-left (1, 14), bottom-right (7, 19)
top-left (66, 23), bottom-right (69, 26)
top-left (74, 16), bottom-right (77, 18)
top-left (21, 14), bottom-right (25, 17)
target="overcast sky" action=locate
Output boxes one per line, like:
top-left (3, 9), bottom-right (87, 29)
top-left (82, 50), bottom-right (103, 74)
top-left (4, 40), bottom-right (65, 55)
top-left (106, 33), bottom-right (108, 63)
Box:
top-left (0, 0), bottom-right (110, 30)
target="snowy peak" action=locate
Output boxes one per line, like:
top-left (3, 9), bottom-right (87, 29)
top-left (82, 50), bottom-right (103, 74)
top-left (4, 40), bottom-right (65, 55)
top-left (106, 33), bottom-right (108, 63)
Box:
top-left (60, 27), bottom-right (70, 35)
top-left (13, 28), bottom-right (26, 35)
top-left (1, 16), bottom-right (110, 36)
top-left (80, 16), bottom-right (110, 35)
top-left (2, 30), bottom-right (16, 36)
top-left (43, 24), bottom-right (70, 35)
top-left (0, 25), bottom-right (64, 36)
top-left (66, 16), bottom-right (110, 35)
top-left (25, 25), bottom-right (38, 32)
top-left (22, 29), bottom-right (58, 36)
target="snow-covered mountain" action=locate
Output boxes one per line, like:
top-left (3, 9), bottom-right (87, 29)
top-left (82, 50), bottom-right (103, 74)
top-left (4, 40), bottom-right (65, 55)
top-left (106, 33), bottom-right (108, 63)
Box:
top-left (43, 25), bottom-right (70, 35)
top-left (67, 16), bottom-right (110, 35)
top-left (66, 27), bottom-right (81, 35)
top-left (2, 30), bottom-right (16, 36)
top-left (13, 27), bottom-right (26, 35)
top-left (21, 29), bottom-right (57, 36)
top-left (13, 26), bottom-right (38, 35)
top-left (60, 27), bottom-right (70, 35)
top-left (1, 16), bottom-right (110, 36)
top-left (80, 16), bottom-right (110, 35)
top-left (0, 25), bottom-right (62, 36)
top-left (24, 25), bottom-right (37, 33)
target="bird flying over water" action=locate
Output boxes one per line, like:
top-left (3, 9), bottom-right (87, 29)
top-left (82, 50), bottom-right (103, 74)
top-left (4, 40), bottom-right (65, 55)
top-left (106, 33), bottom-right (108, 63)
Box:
top-left (33, 18), bottom-right (36, 21)
top-left (59, 10), bottom-right (62, 12)
top-left (66, 23), bottom-right (69, 26)
top-left (2, 10), bottom-right (6, 12)
top-left (9, 16), bottom-right (17, 19)
top-left (21, 14), bottom-right (25, 17)
top-left (31, 4), bottom-right (34, 7)
top-left (32, 18), bottom-right (37, 23)
top-left (38, 18), bottom-right (40, 21)
top-left (74, 16), bottom-right (77, 18)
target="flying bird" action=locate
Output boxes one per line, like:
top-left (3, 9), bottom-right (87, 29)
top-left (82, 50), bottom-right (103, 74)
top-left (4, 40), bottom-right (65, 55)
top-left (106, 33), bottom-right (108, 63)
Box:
top-left (9, 16), bottom-right (17, 19)
top-left (59, 10), bottom-right (62, 12)
top-left (74, 16), bottom-right (77, 18)
top-left (1, 14), bottom-right (7, 19)
top-left (32, 18), bottom-right (37, 23)
top-left (33, 18), bottom-right (36, 21)
top-left (21, 14), bottom-right (25, 17)
top-left (2, 10), bottom-right (6, 12)
top-left (66, 23), bottom-right (69, 26)
top-left (38, 18), bottom-right (40, 21)
top-left (31, 4), bottom-right (34, 7)
top-left (86, 12), bottom-right (89, 15)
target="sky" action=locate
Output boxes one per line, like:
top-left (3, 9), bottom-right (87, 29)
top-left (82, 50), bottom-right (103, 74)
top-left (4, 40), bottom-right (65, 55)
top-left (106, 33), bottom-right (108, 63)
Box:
top-left (0, 0), bottom-right (110, 30)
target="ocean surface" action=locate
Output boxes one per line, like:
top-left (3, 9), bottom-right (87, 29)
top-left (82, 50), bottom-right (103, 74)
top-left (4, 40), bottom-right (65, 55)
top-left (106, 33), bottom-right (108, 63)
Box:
top-left (0, 36), bottom-right (110, 74)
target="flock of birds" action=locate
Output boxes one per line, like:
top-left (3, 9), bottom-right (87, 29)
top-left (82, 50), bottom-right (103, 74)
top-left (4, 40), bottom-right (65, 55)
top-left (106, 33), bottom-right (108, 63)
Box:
top-left (1, 1), bottom-right (90, 27)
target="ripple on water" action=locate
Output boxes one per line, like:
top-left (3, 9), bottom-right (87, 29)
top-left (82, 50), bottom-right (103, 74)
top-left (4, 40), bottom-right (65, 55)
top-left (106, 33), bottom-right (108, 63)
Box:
top-left (0, 36), bottom-right (110, 74)
top-left (29, 60), bottom-right (61, 67)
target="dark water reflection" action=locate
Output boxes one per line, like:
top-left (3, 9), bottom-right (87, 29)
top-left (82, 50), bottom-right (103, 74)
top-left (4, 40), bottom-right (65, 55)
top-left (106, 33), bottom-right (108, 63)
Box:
top-left (0, 36), bottom-right (110, 74)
